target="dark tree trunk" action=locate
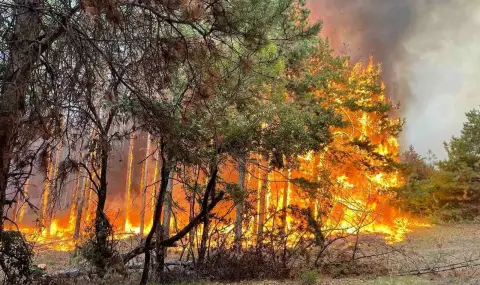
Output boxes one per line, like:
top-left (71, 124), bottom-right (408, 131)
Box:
top-left (73, 174), bottom-right (86, 239)
top-left (198, 166), bottom-right (217, 263)
top-left (155, 171), bottom-right (173, 278)
top-left (93, 137), bottom-right (112, 276)
top-left (122, 174), bottom-right (222, 266)
top-left (0, 0), bottom-right (42, 232)
top-left (198, 209), bottom-right (209, 263)
top-left (162, 171), bottom-right (174, 242)
top-left (154, 226), bottom-right (165, 279)
top-left (187, 169), bottom-right (199, 262)
top-left (140, 151), bottom-right (171, 285)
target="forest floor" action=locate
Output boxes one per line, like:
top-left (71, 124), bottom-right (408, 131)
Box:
top-left (33, 223), bottom-right (480, 285)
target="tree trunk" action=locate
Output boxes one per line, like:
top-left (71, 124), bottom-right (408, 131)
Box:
top-left (198, 167), bottom-right (217, 263)
top-left (124, 135), bottom-right (135, 231)
top-left (67, 155), bottom-right (81, 234)
top-left (198, 210), bottom-right (209, 263)
top-left (282, 169), bottom-right (291, 233)
top-left (94, 137), bottom-right (112, 276)
top-left (0, 0), bottom-right (42, 232)
top-left (17, 178), bottom-right (29, 223)
top-left (40, 152), bottom-right (53, 232)
top-left (140, 134), bottom-right (151, 236)
top-left (257, 157), bottom-right (270, 245)
top-left (45, 145), bottom-right (62, 235)
top-left (187, 169), bottom-right (199, 262)
top-left (154, 170), bottom-right (173, 278)
top-left (73, 174), bottom-right (86, 239)
top-left (140, 152), bottom-right (171, 285)
top-left (253, 156), bottom-right (260, 240)
top-left (234, 154), bottom-right (246, 250)
top-left (122, 185), bottom-right (223, 266)
top-left (162, 171), bottom-right (174, 241)
top-left (151, 148), bottom-right (160, 226)
top-left (309, 156), bottom-right (320, 218)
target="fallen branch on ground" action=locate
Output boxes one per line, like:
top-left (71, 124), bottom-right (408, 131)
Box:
top-left (396, 258), bottom-right (480, 276)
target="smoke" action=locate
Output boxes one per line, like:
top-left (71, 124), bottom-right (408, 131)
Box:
top-left (307, 0), bottom-right (480, 158)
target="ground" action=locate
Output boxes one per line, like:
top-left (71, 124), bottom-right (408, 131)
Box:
top-left (32, 223), bottom-right (480, 285)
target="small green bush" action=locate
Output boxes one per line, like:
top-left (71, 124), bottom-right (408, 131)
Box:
top-left (300, 270), bottom-right (319, 285)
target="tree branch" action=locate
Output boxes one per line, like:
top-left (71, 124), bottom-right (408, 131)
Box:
top-left (122, 191), bottom-right (224, 264)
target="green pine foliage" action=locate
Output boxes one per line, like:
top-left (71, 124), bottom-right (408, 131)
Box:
top-left (397, 108), bottom-right (480, 221)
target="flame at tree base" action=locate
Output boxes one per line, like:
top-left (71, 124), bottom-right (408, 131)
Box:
top-left (8, 59), bottom-right (433, 252)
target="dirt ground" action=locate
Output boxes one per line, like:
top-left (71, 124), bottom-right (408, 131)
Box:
top-left (32, 223), bottom-right (480, 285)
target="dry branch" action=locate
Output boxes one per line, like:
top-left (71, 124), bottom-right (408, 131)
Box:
top-left (396, 258), bottom-right (480, 276)
top-left (122, 191), bottom-right (224, 264)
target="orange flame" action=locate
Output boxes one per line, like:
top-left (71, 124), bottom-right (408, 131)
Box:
top-left (12, 59), bottom-right (432, 252)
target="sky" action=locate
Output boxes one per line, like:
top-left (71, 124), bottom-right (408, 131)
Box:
top-left (307, 0), bottom-right (480, 158)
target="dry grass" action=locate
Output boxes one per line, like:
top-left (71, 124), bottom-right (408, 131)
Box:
top-left (30, 223), bottom-right (480, 285)
top-left (33, 250), bottom-right (72, 273)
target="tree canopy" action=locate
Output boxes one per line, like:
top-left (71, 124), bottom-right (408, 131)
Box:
top-left (0, 0), bottom-right (409, 283)
top-left (397, 108), bottom-right (480, 221)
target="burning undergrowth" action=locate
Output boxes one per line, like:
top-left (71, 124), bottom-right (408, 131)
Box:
top-left (0, 0), bottom-right (447, 284)
top-left (2, 46), bottom-right (431, 285)
top-left (6, 59), bottom-right (429, 253)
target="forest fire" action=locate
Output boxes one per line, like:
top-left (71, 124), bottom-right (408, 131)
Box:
top-left (6, 60), bottom-right (428, 252)
top-left (5, 1), bottom-right (480, 284)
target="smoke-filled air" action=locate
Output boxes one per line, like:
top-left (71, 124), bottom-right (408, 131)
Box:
top-left (308, 0), bottom-right (480, 157)
top-left (1, 1), bottom-right (480, 284)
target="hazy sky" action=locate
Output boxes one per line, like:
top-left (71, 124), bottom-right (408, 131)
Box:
top-left (307, 0), bottom-right (480, 158)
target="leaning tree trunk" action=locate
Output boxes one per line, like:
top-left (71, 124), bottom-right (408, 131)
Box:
top-left (0, 0), bottom-right (42, 232)
top-left (198, 166), bottom-right (217, 263)
top-left (234, 154), bottom-right (246, 250)
top-left (122, 168), bottom-right (221, 267)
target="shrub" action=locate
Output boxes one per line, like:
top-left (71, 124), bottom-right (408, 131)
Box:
top-left (300, 270), bottom-right (319, 285)
top-left (0, 230), bottom-right (34, 284)
top-left (76, 224), bottom-right (123, 278)
top-left (197, 247), bottom-right (290, 282)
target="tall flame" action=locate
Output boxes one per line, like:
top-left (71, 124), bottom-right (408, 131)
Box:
top-left (124, 135), bottom-right (136, 233)
top-left (11, 58), bottom-right (430, 251)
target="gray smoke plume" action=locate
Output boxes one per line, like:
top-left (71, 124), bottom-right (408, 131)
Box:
top-left (307, 0), bottom-right (480, 158)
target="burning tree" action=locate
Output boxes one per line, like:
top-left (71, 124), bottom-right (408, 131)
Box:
top-left (303, 57), bottom-right (406, 244)
top-left (1, 0), bottom-right (329, 281)
top-left (122, 2), bottom-right (327, 281)
top-left (216, 50), bottom-right (407, 266)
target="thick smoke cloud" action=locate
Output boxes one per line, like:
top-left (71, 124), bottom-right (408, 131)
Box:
top-left (307, 0), bottom-right (480, 158)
